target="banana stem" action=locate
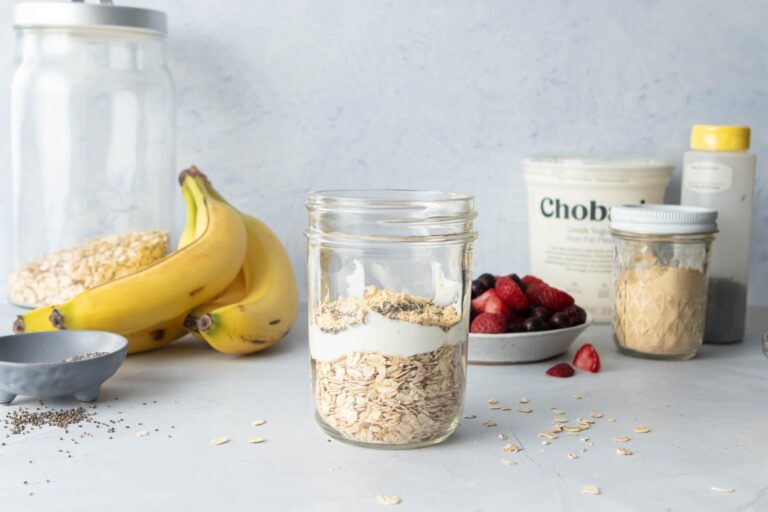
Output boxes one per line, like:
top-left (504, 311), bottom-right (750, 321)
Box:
top-left (197, 313), bottom-right (214, 333)
top-left (13, 316), bottom-right (25, 333)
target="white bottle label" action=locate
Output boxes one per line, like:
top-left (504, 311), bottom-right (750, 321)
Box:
top-left (683, 162), bottom-right (733, 193)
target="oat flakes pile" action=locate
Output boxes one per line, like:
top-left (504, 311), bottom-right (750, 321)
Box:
top-left (314, 344), bottom-right (465, 445)
top-left (315, 286), bottom-right (459, 333)
top-left (9, 230), bottom-right (169, 307)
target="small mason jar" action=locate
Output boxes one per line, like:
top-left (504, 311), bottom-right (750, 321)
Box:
top-left (306, 190), bottom-right (477, 449)
top-left (610, 205), bottom-right (718, 360)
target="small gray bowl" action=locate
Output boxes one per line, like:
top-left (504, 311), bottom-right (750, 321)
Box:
top-left (0, 330), bottom-right (128, 405)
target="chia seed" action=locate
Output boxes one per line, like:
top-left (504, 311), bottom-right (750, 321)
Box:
top-left (62, 351), bottom-right (108, 363)
top-left (704, 278), bottom-right (747, 344)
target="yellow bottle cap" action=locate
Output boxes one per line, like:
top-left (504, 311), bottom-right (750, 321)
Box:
top-left (690, 125), bottom-right (750, 151)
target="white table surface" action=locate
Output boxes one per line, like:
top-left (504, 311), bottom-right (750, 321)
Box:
top-left (0, 303), bottom-right (766, 512)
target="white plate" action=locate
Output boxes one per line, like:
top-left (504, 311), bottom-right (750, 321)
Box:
top-left (468, 315), bottom-right (592, 364)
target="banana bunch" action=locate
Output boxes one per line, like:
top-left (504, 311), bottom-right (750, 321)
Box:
top-left (13, 167), bottom-right (298, 355)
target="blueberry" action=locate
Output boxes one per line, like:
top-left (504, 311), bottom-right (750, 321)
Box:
top-left (523, 316), bottom-right (547, 332)
top-left (509, 273), bottom-right (526, 291)
top-left (563, 305), bottom-right (587, 326)
top-left (471, 279), bottom-right (488, 298)
top-left (530, 306), bottom-right (551, 322)
top-left (550, 311), bottom-right (573, 329)
top-left (477, 273), bottom-right (496, 290)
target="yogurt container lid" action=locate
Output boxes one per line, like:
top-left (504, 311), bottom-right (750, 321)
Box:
top-left (610, 205), bottom-right (718, 235)
top-left (523, 157), bottom-right (673, 174)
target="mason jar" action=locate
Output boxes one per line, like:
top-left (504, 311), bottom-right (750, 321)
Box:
top-left (610, 205), bottom-right (718, 360)
top-left (306, 190), bottom-right (477, 448)
top-left (9, 1), bottom-right (175, 307)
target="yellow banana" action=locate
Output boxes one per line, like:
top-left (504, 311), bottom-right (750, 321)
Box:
top-left (123, 312), bottom-right (188, 354)
top-left (176, 179), bottom-right (198, 250)
top-left (22, 169), bottom-right (246, 334)
top-left (195, 212), bottom-right (298, 355)
top-left (13, 179), bottom-right (202, 336)
top-left (184, 269), bottom-right (247, 334)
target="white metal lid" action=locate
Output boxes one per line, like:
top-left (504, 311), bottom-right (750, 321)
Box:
top-left (13, 1), bottom-right (166, 35)
top-left (610, 204), bottom-right (718, 235)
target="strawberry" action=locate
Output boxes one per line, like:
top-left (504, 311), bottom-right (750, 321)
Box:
top-left (545, 362), bottom-right (575, 378)
top-left (572, 344), bottom-right (601, 373)
top-left (525, 282), bottom-right (574, 312)
top-left (484, 296), bottom-right (510, 320)
top-left (472, 289), bottom-right (509, 320)
top-left (471, 289), bottom-right (498, 312)
top-left (470, 313), bottom-right (507, 334)
top-left (494, 276), bottom-right (529, 312)
top-left (521, 275), bottom-right (546, 289)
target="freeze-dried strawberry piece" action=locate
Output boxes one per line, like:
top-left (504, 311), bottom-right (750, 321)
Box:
top-left (470, 313), bottom-right (507, 334)
top-left (573, 343), bottom-right (601, 373)
top-left (521, 275), bottom-right (546, 288)
top-left (526, 282), bottom-right (574, 312)
top-left (495, 276), bottom-right (529, 312)
top-left (545, 362), bottom-right (575, 378)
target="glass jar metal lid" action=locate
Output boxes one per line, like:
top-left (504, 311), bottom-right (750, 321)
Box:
top-left (610, 204), bottom-right (718, 235)
top-left (306, 189), bottom-right (477, 244)
top-left (13, 1), bottom-right (166, 35)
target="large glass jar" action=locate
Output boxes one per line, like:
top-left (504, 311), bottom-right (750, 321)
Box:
top-left (611, 205), bottom-right (718, 360)
top-left (9, 1), bottom-right (175, 307)
top-left (306, 190), bottom-right (477, 449)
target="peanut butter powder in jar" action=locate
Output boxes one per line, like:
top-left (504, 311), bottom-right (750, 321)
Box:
top-left (610, 205), bottom-right (718, 360)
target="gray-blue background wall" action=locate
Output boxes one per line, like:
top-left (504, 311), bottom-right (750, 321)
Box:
top-left (1, 0), bottom-right (766, 303)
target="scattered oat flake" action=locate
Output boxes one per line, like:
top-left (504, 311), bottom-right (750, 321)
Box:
top-left (572, 395), bottom-right (582, 400)
top-left (518, 397), bottom-right (529, 404)
top-left (580, 437), bottom-right (590, 443)
top-left (501, 458), bottom-right (517, 465)
top-left (497, 434), bottom-right (508, 441)
top-left (541, 440), bottom-right (551, 446)
top-left (136, 431), bottom-right (149, 437)
top-left (567, 452), bottom-right (578, 459)
top-left (606, 417), bottom-right (615, 422)
top-left (502, 443), bottom-right (522, 453)
top-left (483, 420), bottom-right (497, 427)
top-left (562, 426), bottom-right (583, 432)
top-left (251, 419), bottom-right (267, 427)
top-left (581, 485), bottom-right (601, 495)
top-left (210, 437), bottom-right (229, 446)
top-left (711, 486), bottom-right (735, 494)
top-left (377, 495), bottom-right (401, 505)
top-left (488, 399), bottom-right (498, 405)
top-left (500, 406), bottom-right (511, 411)
top-left (616, 448), bottom-right (633, 456)
top-left (539, 432), bottom-right (559, 439)
top-left (489, 405), bottom-right (501, 410)
top-left (463, 414), bottom-right (477, 419)
top-left (551, 408), bottom-right (565, 415)
top-left (591, 412), bottom-right (603, 418)
top-left (554, 417), bottom-right (568, 423)
top-left (613, 436), bottom-right (631, 443)
top-left (580, 448), bottom-right (587, 453)
top-left (517, 408), bottom-right (533, 413)
top-left (248, 436), bottom-right (265, 444)
top-left (634, 426), bottom-right (651, 433)
top-left (567, 432), bottom-right (579, 436)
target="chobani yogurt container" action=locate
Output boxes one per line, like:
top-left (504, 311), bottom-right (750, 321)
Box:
top-left (523, 158), bottom-right (673, 322)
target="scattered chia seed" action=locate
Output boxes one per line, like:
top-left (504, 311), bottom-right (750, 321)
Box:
top-left (62, 351), bottom-right (108, 363)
